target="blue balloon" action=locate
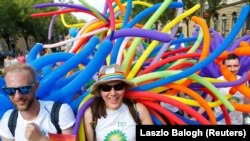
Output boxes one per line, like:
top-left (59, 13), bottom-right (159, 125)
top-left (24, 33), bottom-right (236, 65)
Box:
top-left (27, 43), bottom-right (43, 63)
top-left (36, 36), bottom-right (100, 99)
top-left (69, 28), bottom-right (78, 38)
top-left (70, 90), bottom-right (90, 115)
top-left (44, 39), bottom-right (113, 102)
top-left (151, 114), bottom-right (164, 125)
top-left (30, 52), bottom-right (75, 71)
top-left (0, 94), bottom-right (14, 119)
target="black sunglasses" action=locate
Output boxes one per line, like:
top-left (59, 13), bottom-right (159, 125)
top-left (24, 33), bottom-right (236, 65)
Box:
top-left (99, 83), bottom-right (125, 92)
top-left (2, 83), bottom-right (35, 96)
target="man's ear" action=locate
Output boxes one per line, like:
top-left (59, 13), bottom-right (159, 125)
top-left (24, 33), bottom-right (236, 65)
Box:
top-left (35, 81), bottom-right (39, 87)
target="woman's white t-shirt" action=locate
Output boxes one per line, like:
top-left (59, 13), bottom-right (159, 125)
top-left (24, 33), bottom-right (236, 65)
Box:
top-left (95, 103), bottom-right (136, 141)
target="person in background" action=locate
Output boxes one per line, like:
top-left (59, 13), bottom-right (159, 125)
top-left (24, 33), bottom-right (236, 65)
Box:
top-left (0, 63), bottom-right (75, 141)
top-left (214, 53), bottom-right (249, 125)
top-left (16, 52), bottom-right (26, 64)
top-left (84, 64), bottom-right (153, 141)
top-left (246, 29), bottom-right (250, 35)
top-left (4, 54), bottom-right (14, 68)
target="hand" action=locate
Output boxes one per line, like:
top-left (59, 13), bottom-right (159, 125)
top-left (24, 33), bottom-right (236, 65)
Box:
top-left (25, 123), bottom-right (48, 141)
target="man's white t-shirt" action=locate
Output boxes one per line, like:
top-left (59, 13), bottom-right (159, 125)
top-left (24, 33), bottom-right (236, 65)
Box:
top-left (214, 76), bottom-right (245, 125)
top-left (0, 100), bottom-right (75, 140)
top-left (95, 103), bottom-right (136, 141)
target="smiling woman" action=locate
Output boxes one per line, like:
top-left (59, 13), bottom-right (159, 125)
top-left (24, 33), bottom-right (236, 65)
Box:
top-left (83, 64), bottom-right (153, 141)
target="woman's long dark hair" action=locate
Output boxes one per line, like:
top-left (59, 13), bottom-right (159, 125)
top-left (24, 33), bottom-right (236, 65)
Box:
top-left (90, 96), bottom-right (107, 119)
top-left (90, 84), bottom-right (129, 119)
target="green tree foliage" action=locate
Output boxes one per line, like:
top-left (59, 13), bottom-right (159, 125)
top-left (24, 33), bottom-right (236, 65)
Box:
top-left (0, 0), bottom-right (20, 50)
top-left (245, 0), bottom-right (250, 4)
top-left (182, 0), bottom-right (198, 37)
top-left (0, 0), bottom-right (81, 51)
top-left (205, 0), bottom-right (222, 26)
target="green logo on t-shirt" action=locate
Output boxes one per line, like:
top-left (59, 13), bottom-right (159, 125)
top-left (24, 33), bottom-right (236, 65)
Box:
top-left (104, 129), bottom-right (127, 141)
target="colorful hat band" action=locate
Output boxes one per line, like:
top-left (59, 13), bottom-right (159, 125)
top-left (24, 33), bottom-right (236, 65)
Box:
top-left (98, 71), bottom-right (125, 81)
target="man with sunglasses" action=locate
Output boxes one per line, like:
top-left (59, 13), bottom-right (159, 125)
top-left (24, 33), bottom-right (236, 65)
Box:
top-left (84, 64), bottom-right (153, 141)
top-left (0, 64), bottom-right (75, 141)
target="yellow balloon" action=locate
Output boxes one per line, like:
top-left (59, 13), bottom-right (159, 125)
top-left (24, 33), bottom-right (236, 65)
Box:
top-left (78, 94), bottom-right (93, 141)
top-left (61, 14), bottom-right (84, 28)
top-left (113, 1), bottom-right (153, 14)
top-left (170, 25), bottom-right (203, 67)
top-left (122, 0), bottom-right (173, 77)
top-left (127, 4), bottom-right (201, 80)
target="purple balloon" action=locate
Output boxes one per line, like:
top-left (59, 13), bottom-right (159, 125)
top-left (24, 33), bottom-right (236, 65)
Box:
top-left (106, 28), bottom-right (172, 43)
top-left (228, 35), bottom-right (250, 51)
top-left (72, 97), bottom-right (94, 135)
top-left (239, 57), bottom-right (250, 75)
top-left (190, 71), bottom-right (248, 88)
top-left (102, 1), bottom-right (108, 15)
top-left (48, 7), bottom-right (66, 40)
top-left (150, 3), bottom-right (183, 65)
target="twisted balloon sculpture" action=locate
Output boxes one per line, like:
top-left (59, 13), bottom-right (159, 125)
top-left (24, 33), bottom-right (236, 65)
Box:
top-left (1, 1), bottom-right (250, 140)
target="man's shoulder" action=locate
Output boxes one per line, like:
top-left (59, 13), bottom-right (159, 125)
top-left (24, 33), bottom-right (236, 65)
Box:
top-left (217, 76), bottom-right (224, 80)
top-left (40, 100), bottom-right (68, 105)
top-left (40, 100), bottom-right (68, 107)
top-left (217, 75), bottom-right (241, 79)
top-left (1, 109), bottom-right (15, 122)
top-left (40, 100), bottom-right (54, 108)
top-left (40, 100), bottom-right (72, 113)
top-left (3, 109), bottom-right (15, 116)
top-left (40, 100), bottom-right (54, 104)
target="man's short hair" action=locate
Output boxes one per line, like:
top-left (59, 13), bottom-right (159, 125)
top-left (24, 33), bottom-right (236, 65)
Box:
top-left (223, 53), bottom-right (240, 64)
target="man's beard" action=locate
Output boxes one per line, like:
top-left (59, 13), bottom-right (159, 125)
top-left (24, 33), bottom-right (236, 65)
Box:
top-left (16, 98), bottom-right (35, 111)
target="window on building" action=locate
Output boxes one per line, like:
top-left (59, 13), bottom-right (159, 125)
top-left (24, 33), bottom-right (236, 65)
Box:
top-left (232, 12), bottom-right (237, 27)
top-left (221, 14), bottom-right (227, 37)
top-left (245, 14), bottom-right (250, 35)
top-left (213, 13), bottom-right (219, 31)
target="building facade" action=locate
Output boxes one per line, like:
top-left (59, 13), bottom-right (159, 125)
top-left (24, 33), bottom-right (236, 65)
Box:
top-left (0, 36), bottom-right (35, 57)
top-left (217, 0), bottom-right (248, 37)
top-left (183, 0), bottom-right (249, 38)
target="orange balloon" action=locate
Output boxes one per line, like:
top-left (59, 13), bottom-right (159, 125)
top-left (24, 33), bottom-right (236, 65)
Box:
top-left (220, 65), bottom-right (250, 99)
top-left (165, 83), bottom-right (216, 124)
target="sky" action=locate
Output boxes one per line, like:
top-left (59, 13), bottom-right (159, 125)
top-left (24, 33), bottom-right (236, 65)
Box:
top-left (53, 0), bottom-right (106, 21)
